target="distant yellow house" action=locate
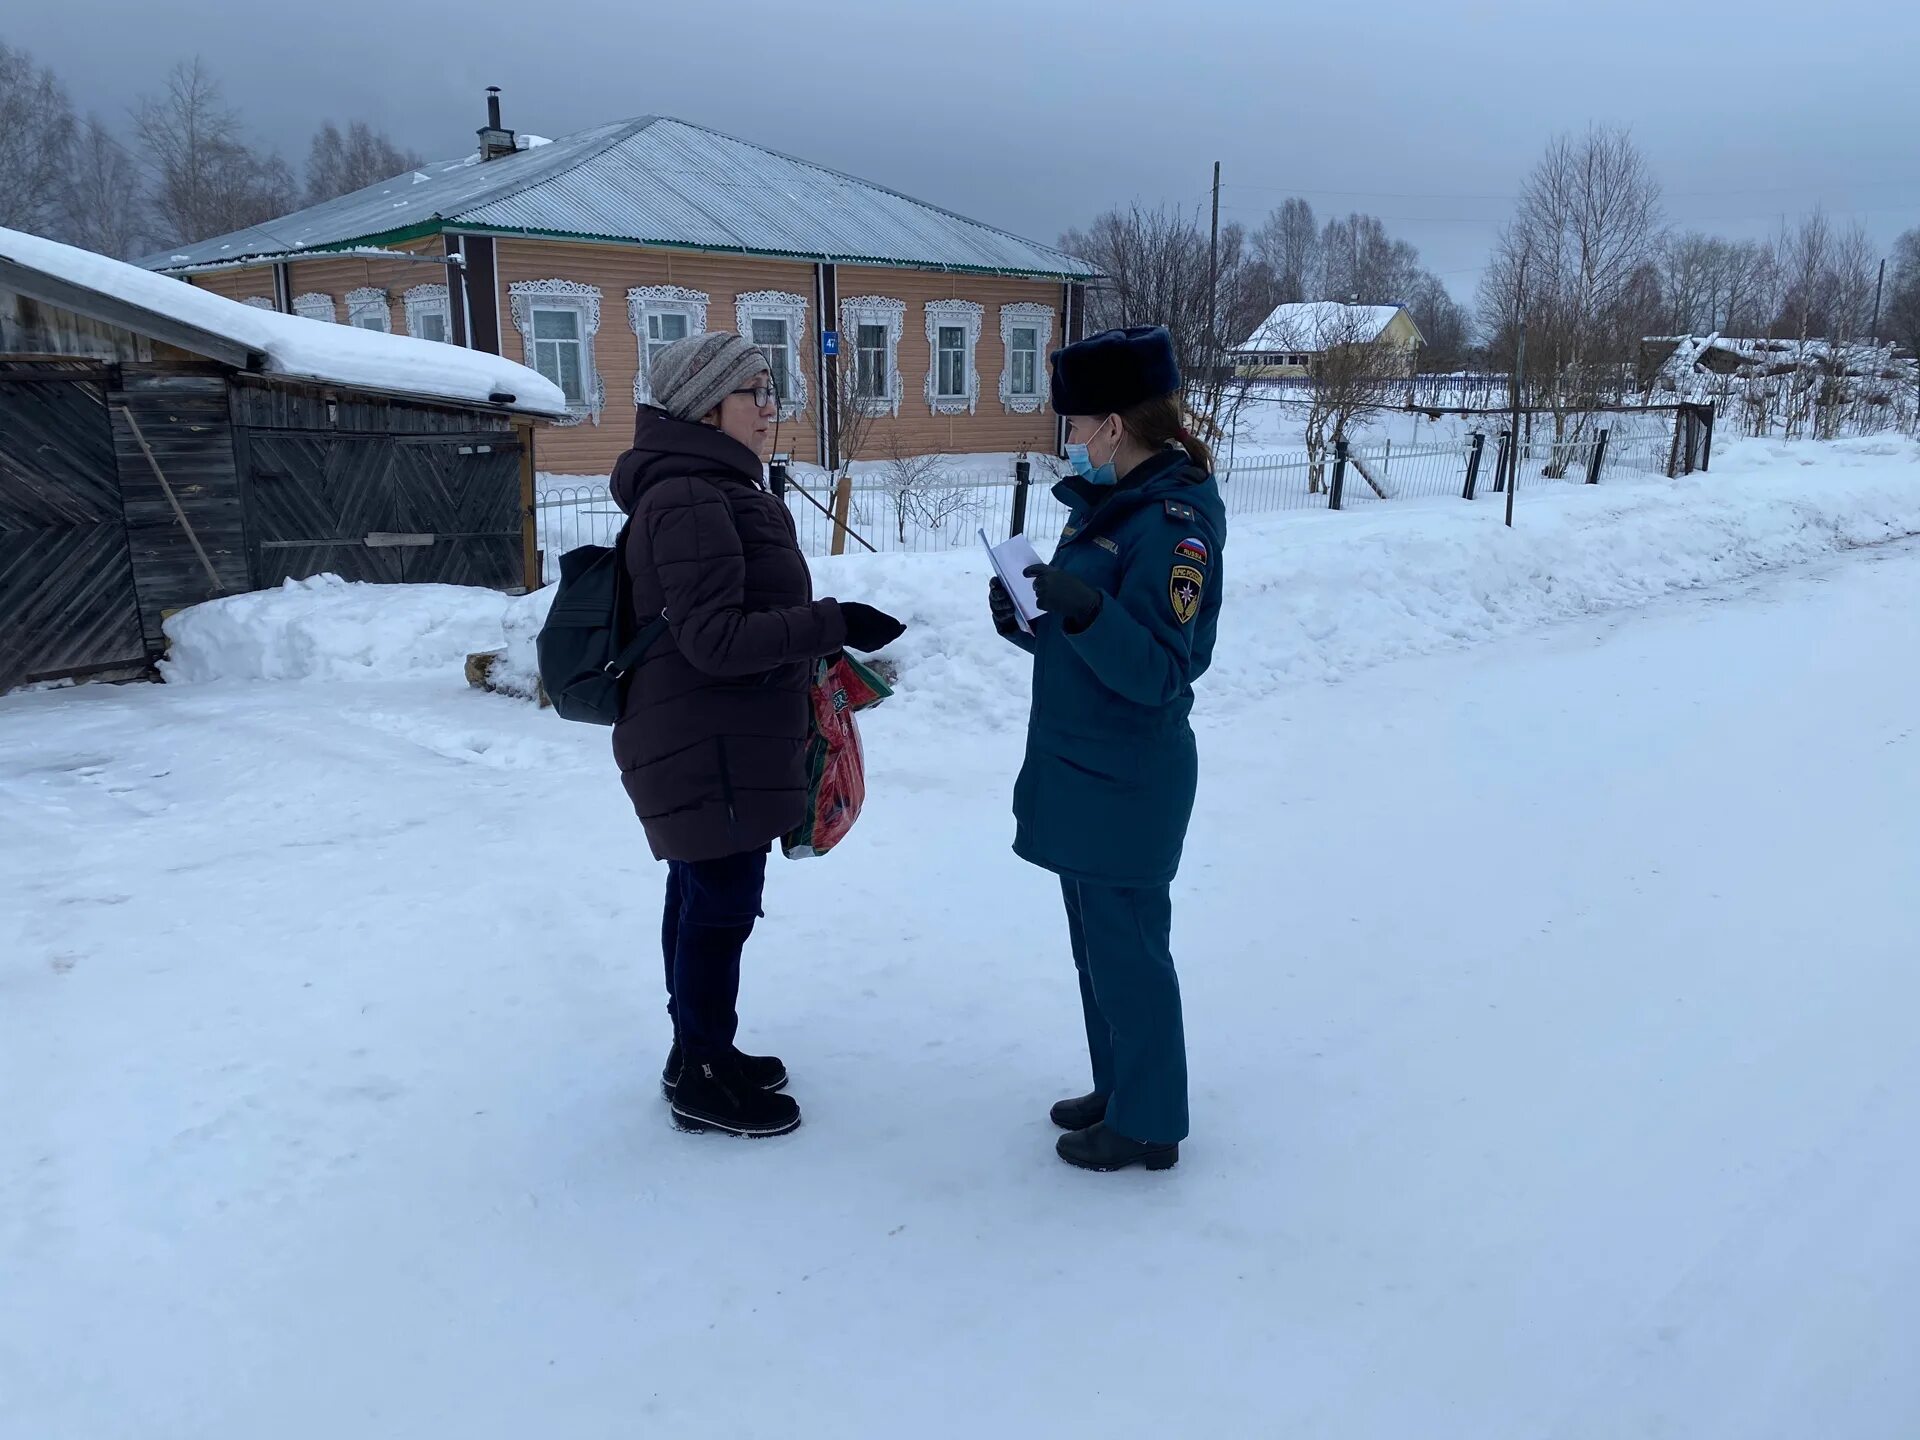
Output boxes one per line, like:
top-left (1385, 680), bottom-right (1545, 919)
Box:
top-left (1233, 302), bottom-right (1424, 380)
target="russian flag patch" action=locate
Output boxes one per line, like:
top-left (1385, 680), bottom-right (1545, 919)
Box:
top-left (1174, 537), bottom-right (1208, 565)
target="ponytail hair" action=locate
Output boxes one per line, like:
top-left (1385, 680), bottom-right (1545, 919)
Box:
top-left (1115, 392), bottom-right (1214, 474)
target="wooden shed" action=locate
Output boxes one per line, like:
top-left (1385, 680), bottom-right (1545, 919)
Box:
top-left (1, 227), bottom-right (567, 693)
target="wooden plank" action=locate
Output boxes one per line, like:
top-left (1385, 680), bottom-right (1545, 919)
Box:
top-left (518, 420), bottom-right (538, 588)
top-left (107, 374), bottom-right (249, 649)
top-left (0, 255), bottom-right (255, 369)
top-left (0, 375), bottom-right (147, 689)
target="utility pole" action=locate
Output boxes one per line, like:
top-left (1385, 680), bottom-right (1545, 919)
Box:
top-left (1871, 257), bottom-right (1887, 342)
top-left (1506, 254), bottom-right (1528, 530)
top-left (1208, 161), bottom-right (1222, 371)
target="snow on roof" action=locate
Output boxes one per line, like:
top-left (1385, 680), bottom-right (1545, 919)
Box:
top-left (138, 116), bottom-right (1094, 280)
top-left (1236, 302), bottom-right (1415, 353)
top-left (1, 226), bottom-right (567, 417)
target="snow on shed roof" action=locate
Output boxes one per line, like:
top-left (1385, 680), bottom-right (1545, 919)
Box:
top-left (1236, 302), bottom-right (1418, 353)
top-left (138, 117), bottom-right (1094, 281)
top-left (1, 227), bottom-right (567, 417)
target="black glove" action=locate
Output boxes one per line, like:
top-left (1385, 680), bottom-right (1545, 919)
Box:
top-left (1023, 564), bottom-right (1103, 632)
top-left (839, 601), bottom-right (907, 653)
top-left (988, 577), bottom-right (1021, 636)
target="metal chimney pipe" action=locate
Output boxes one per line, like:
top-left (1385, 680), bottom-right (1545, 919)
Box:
top-left (486, 87), bottom-right (502, 130)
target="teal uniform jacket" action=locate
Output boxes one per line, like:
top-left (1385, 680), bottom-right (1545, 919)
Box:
top-left (1007, 448), bottom-right (1227, 887)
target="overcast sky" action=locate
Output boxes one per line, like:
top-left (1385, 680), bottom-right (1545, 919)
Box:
top-left (12, 0), bottom-right (1919, 303)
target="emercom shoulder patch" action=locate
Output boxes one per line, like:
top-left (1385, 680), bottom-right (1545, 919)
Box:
top-left (1174, 536), bottom-right (1209, 565)
top-left (1170, 564), bottom-right (1204, 625)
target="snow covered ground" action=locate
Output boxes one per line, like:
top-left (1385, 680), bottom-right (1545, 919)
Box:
top-left (5, 440), bottom-right (1920, 1437)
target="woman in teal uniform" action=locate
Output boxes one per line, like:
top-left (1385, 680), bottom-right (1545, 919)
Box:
top-left (989, 325), bottom-right (1227, 1172)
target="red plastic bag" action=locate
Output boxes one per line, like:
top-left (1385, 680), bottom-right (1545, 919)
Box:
top-left (782, 653), bottom-right (893, 859)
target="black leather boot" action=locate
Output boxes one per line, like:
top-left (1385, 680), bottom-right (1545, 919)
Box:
top-left (1049, 1092), bottom-right (1109, 1131)
top-left (670, 1056), bottom-right (801, 1138)
top-left (662, 1039), bottom-right (788, 1099)
top-left (1056, 1122), bottom-right (1178, 1172)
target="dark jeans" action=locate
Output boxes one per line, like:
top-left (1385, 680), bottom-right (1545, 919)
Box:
top-left (1061, 877), bottom-right (1188, 1144)
top-left (662, 846), bottom-right (769, 1061)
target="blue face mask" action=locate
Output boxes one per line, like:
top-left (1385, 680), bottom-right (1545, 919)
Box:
top-left (1066, 421), bottom-right (1118, 486)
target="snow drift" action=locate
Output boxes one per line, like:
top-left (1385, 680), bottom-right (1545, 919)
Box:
top-left (163, 437), bottom-right (1920, 718)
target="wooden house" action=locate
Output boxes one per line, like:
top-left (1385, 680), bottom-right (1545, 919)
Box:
top-left (0, 226), bottom-right (565, 693)
top-left (147, 93), bottom-right (1096, 477)
top-left (1233, 303), bottom-right (1425, 380)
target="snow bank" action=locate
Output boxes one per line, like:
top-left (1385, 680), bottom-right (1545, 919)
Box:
top-left (0, 226), bottom-right (567, 417)
top-left (160, 576), bottom-right (515, 684)
top-left (171, 438), bottom-right (1920, 713)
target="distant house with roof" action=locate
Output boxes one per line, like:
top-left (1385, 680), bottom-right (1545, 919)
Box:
top-left (1233, 302), bottom-right (1423, 380)
top-left (141, 92), bottom-right (1095, 475)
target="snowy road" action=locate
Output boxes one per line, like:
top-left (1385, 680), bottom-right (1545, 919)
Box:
top-left (4, 538), bottom-right (1919, 1437)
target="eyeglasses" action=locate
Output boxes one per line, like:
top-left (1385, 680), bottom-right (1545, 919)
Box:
top-left (731, 386), bottom-right (777, 406)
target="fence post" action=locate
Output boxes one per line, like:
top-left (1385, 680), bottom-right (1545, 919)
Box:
top-left (829, 473), bottom-right (854, 556)
top-left (1383, 436), bottom-right (1392, 481)
top-left (1700, 404), bottom-right (1715, 472)
top-left (1586, 427), bottom-right (1610, 485)
top-left (1667, 413), bottom-right (1684, 478)
top-left (768, 452), bottom-right (790, 498)
top-left (1011, 457), bottom-right (1031, 538)
top-left (1329, 438), bottom-right (1349, 511)
top-left (1463, 431), bottom-right (1486, 500)
top-left (1493, 429), bottom-right (1512, 493)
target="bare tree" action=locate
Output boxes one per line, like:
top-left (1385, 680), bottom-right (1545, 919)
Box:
top-left (1319, 213), bottom-right (1423, 304)
top-left (0, 41), bottom-right (76, 236)
top-left (306, 120), bottom-right (425, 205)
top-left (136, 59), bottom-right (297, 247)
top-left (1407, 273), bottom-right (1471, 372)
top-left (1481, 126), bottom-right (1665, 469)
top-left (61, 116), bottom-right (147, 259)
top-left (1888, 229), bottom-right (1920, 356)
top-left (1256, 304), bottom-right (1407, 492)
top-left (878, 443), bottom-right (978, 545)
top-left (1058, 203), bottom-right (1255, 445)
top-left (1252, 197), bottom-right (1320, 305)
top-left (824, 342), bottom-right (885, 480)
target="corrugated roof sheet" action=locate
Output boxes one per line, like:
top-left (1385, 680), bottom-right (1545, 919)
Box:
top-left (141, 117), bottom-right (1092, 280)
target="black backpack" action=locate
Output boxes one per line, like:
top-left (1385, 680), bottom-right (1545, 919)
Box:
top-left (535, 519), bottom-right (669, 725)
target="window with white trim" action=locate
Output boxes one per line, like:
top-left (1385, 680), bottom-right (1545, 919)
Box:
top-left (292, 292), bottom-right (336, 323)
top-left (998, 301), bottom-right (1055, 414)
top-left (628, 286), bottom-right (709, 404)
top-left (346, 287), bottom-right (391, 332)
top-left (734, 291), bottom-right (808, 419)
top-left (838, 295), bottom-right (905, 417)
top-left (404, 283), bottom-right (452, 344)
top-left (923, 299), bottom-right (984, 415)
top-left (508, 279), bottom-right (605, 425)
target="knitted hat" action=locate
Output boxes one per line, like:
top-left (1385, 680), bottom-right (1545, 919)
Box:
top-left (649, 331), bottom-right (771, 422)
top-left (1049, 325), bottom-right (1182, 416)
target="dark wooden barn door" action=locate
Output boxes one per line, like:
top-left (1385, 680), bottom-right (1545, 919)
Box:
top-left (244, 430), bottom-right (524, 589)
top-left (0, 372), bottom-right (146, 690)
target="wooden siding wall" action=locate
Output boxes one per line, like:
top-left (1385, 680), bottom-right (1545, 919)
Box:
top-left (284, 237), bottom-right (449, 333)
top-left (1, 288), bottom-right (157, 361)
top-left (107, 366), bottom-right (251, 651)
top-left (228, 377), bottom-right (519, 435)
top-left (188, 266), bottom-right (276, 306)
top-left (829, 266), bottom-right (1062, 460)
top-left (493, 238), bottom-right (825, 473)
top-left (492, 239), bottom-right (1066, 475)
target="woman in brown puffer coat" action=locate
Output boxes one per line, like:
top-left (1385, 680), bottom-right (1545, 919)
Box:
top-left (610, 331), bottom-right (904, 1139)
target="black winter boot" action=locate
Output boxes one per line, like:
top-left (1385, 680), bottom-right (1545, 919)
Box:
top-left (661, 1039), bottom-right (788, 1100)
top-left (1049, 1092), bottom-right (1109, 1131)
top-left (1056, 1122), bottom-right (1179, 1172)
top-left (670, 1056), bottom-right (802, 1138)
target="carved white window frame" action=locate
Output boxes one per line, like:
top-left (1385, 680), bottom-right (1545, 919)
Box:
top-left (998, 301), bottom-right (1055, 415)
top-left (403, 283), bottom-right (452, 343)
top-left (925, 299), bottom-right (985, 416)
top-left (242, 295), bottom-right (276, 311)
top-left (734, 290), bottom-right (809, 419)
top-left (345, 287), bottom-right (391, 332)
top-left (628, 285), bottom-right (709, 405)
top-left (508, 278), bottom-right (605, 426)
top-left (839, 295), bottom-right (906, 417)
top-left (292, 292), bottom-right (336, 324)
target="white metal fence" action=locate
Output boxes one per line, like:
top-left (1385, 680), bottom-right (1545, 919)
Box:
top-left (531, 412), bottom-right (1688, 578)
